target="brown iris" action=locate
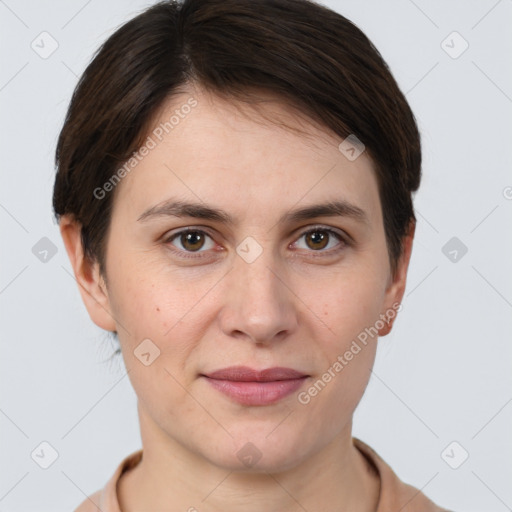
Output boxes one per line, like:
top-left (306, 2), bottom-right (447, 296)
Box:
top-left (180, 231), bottom-right (205, 251)
top-left (305, 230), bottom-right (329, 250)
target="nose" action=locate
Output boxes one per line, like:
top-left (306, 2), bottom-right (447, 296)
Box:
top-left (217, 242), bottom-right (298, 345)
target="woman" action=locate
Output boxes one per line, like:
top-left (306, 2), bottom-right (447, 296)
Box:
top-left (53, 0), bottom-right (452, 510)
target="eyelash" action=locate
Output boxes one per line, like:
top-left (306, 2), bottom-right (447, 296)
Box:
top-left (163, 225), bottom-right (350, 260)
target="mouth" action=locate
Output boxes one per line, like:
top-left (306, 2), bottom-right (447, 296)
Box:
top-left (200, 366), bottom-right (309, 406)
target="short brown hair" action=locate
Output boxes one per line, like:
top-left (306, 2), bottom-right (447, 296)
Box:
top-left (53, 0), bottom-right (421, 279)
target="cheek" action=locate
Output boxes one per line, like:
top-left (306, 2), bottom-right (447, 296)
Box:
top-left (106, 251), bottom-right (188, 339)
top-left (300, 282), bottom-right (380, 424)
top-left (314, 263), bottom-right (386, 408)
top-left (106, 255), bottom-right (221, 379)
top-left (305, 264), bottom-right (387, 344)
top-left (109, 276), bottom-right (168, 342)
top-left (109, 267), bottom-right (203, 414)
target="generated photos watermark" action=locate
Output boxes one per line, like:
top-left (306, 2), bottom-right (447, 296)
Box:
top-left (93, 96), bottom-right (198, 200)
top-left (297, 301), bottom-right (402, 405)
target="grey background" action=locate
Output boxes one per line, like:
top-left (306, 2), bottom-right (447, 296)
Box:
top-left (1, 0), bottom-right (511, 511)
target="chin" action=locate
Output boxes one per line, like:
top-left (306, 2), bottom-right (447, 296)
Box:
top-left (200, 425), bottom-right (311, 474)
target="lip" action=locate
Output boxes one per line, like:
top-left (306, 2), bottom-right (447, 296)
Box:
top-left (201, 366), bottom-right (309, 406)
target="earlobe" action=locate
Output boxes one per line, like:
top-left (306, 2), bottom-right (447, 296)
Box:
top-left (377, 316), bottom-right (393, 337)
top-left (378, 221), bottom-right (415, 337)
top-left (59, 215), bottom-right (117, 332)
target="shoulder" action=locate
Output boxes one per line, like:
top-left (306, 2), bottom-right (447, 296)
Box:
top-left (352, 437), bottom-right (452, 512)
top-left (72, 449), bottom-right (143, 512)
top-left (74, 489), bottom-right (103, 512)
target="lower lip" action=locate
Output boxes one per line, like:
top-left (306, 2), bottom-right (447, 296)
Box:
top-left (203, 376), bottom-right (308, 406)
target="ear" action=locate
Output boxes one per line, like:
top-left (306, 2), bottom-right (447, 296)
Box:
top-left (59, 215), bottom-right (117, 332)
top-left (378, 221), bottom-right (415, 336)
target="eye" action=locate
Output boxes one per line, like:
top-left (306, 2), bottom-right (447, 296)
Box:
top-left (164, 228), bottom-right (216, 258)
top-left (291, 226), bottom-right (347, 255)
top-left (163, 225), bottom-right (348, 260)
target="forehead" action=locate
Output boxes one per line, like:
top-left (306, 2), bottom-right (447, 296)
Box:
top-left (149, 87), bottom-right (342, 163)
top-left (111, 87), bottom-right (382, 226)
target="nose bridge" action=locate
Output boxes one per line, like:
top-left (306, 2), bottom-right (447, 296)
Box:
top-left (219, 236), bottom-right (297, 343)
top-left (238, 246), bottom-right (280, 301)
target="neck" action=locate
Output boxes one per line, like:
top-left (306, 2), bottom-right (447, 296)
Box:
top-left (118, 404), bottom-right (380, 512)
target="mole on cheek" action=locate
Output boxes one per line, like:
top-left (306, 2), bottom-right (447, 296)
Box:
top-left (156, 306), bottom-right (160, 312)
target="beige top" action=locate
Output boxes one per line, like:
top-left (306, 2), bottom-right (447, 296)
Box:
top-left (75, 437), bottom-right (451, 511)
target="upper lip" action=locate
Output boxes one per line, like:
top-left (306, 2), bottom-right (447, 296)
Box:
top-left (203, 366), bottom-right (308, 382)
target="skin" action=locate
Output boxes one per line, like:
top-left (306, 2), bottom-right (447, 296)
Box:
top-left (60, 84), bottom-right (414, 512)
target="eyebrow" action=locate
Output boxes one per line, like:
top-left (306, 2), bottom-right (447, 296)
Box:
top-left (137, 198), bottom-right (369, 227)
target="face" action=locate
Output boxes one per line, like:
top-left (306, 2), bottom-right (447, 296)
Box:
top-left (64, 86), bottom-right (412, 472)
